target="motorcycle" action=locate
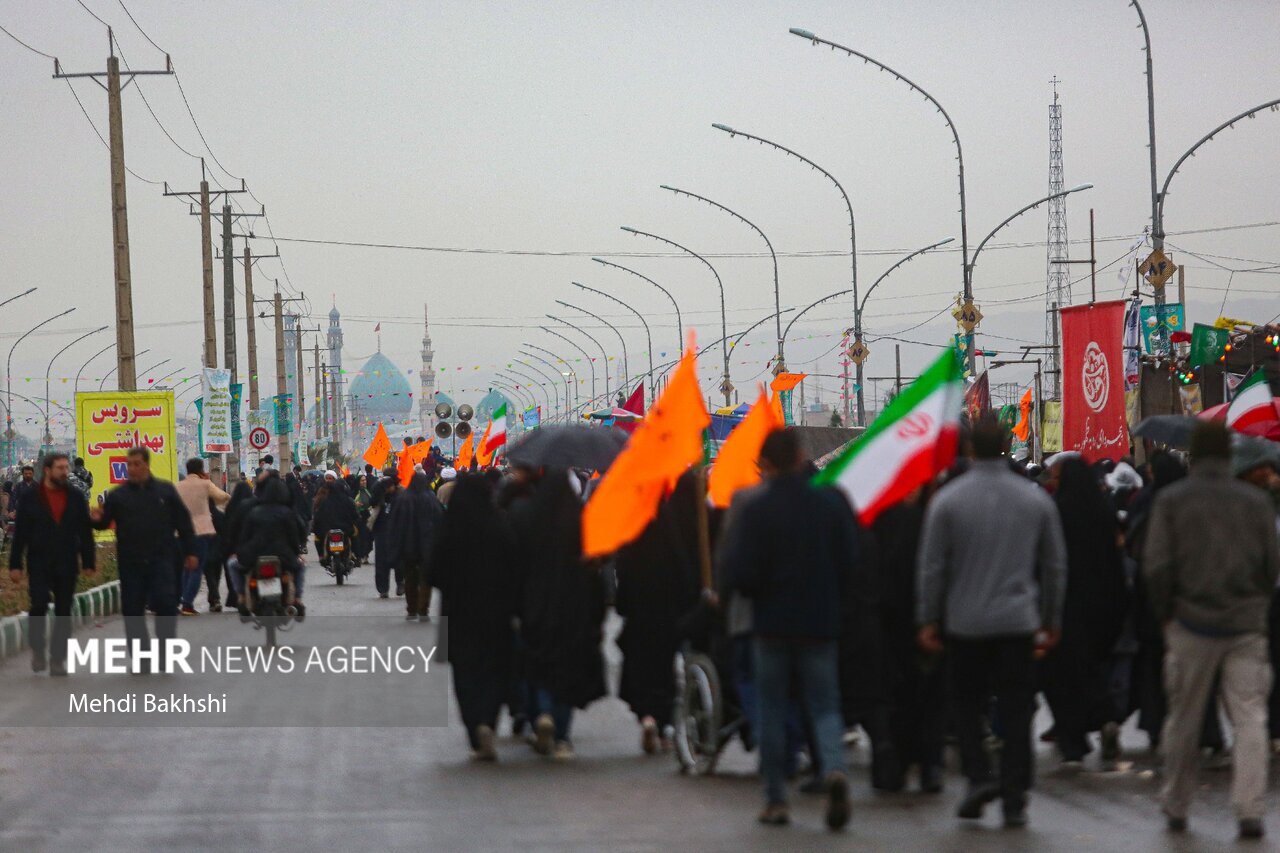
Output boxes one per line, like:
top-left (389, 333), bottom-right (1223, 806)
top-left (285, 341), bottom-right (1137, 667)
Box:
top-left (326, 529), bottom-right (352, 585)
top-left (240, 556), bottom-right (297, 647)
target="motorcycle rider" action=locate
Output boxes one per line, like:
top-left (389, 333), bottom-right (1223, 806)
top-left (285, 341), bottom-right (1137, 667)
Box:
top-left (233, 474), bottom-right (308, 621)
top-left (311, 471), bottom-right (361, 572)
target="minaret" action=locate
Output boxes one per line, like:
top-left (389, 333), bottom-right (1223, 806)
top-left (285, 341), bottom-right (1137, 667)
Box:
top-left (419, 303), bottom-right (436, 435)
top-left (327, 300), bottom-right (345, 446)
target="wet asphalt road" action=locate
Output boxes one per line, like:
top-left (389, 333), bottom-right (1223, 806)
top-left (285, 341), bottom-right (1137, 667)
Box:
top-left (0, 560), bottom-right (1274, 852)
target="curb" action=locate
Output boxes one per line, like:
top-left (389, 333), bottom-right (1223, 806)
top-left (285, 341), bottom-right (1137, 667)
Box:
top-left (0, 580), bottom-right (121, 660)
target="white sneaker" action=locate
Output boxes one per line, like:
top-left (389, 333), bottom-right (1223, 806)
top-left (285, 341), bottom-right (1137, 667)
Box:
top-left (473, 725), bottom-right (497, 762)
top-left (533, 713), bottom-right (554, 756)
top-left (553, 740), bottom-right (575, 761)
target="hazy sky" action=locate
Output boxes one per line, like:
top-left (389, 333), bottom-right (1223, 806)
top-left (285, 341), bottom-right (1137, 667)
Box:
top-left (3, 0), bottom-right (1278, 435)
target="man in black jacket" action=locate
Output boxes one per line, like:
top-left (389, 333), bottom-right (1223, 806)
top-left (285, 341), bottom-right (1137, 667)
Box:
top-left (8, 453), bottom-right (96, 675)
top-left (388, 472), bottom-right (443, 621)
top-left (722, 429), bottom-right (856, 831)
top-left (90, 446), bottom-right (196, 665)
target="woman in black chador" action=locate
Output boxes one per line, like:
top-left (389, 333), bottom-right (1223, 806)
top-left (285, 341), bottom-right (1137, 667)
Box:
top-left (614, 472), bottom-right (703, 753)
top-left (429, 473), bottom-right (517, 761)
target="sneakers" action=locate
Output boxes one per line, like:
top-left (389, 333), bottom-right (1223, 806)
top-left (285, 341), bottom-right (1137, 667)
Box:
top-left (419, 612), bottom-right (431, 624)
top-left (552, 740), bottom-right (575, 761)
top-left (378, 592), bottom-right (389, 599)
top-left (294, 602), bottom-right (306, 623)
top-left (31, 651), bottom-right (46, 673)
top-left (824, 771), bottom-right (851, 831)
top-left (1240, 818), bottom-right (1265, 840)
top-left (1163, 811), bottom-right (1187, 833)
top-left (757, 804), bottom-right (790, 826)
top-left (956, 783), bottom-right (1000, 820)
top-left (474, 725), bottom-right (497, 762)
top-left (208, 602), bottom-right (223, 613)
top-left (641, 717), bottom-right (659, 755)
top-left (405, 612), bottom-right (418, 622)
top-left (180, 606), bottom-right (198, 616)
top-left (533, 713), bottom-right (555, 756)
top-left (1002, 801), bottom-right (1028, 829)
top-left (1100, 721), bottom-right (1121, 762)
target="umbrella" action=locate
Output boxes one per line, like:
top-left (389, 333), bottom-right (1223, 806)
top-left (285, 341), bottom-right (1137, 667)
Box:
top-left (1199, 402), bottom-right (1229, 421)
top-left (583, 407), bottom-right (643, 422)
top-left (505, 424), bottom-right (630, 471)
top-left (1240, 420), bottom-right (1280, 442)
top-left (1133, 414), bottom-right (1199, 449)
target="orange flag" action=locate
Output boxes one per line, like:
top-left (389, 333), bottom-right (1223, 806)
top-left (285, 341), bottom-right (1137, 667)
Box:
top-left (770, 372), bottom-right (807, 393)
top-left (708, 388), bottom-right (781, 509)
top-left (582, 338), bottom-right (711, 558)
top-left (397, 439), bottom-right (433, 487)
top-left (456, 430), bottom-right (475, 470)
top-left (362, 422), bottom-right (392, 468)
top-left (1013, 387), bottom-right (1033, 442)
top-left (474, 421), bottom-right (494, 467)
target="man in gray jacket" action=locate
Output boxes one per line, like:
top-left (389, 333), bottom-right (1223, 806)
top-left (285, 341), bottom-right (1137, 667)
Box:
top-left (1145, 422), bottom-right (1280, 840)
top-left (916, 418), bottom-right (1067, 828)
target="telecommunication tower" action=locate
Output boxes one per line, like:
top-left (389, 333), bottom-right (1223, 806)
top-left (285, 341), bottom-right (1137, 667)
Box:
top-left (1045, 78), bottom-right (1070, 399)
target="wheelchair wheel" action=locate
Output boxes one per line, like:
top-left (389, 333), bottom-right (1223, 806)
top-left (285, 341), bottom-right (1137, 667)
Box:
top-left (672, 651), bottom-right (723, 776)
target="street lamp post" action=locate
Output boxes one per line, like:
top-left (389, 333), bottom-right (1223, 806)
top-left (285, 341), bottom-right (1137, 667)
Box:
top-left (969, 186), bottom-right (1094, 286)
top-left (76, 342), bottom-right (116, 396)
top-left (504, 367), bottom-right (550, 413)
top-left (591, 257), bottom-right (683, 353)
top-left (44, 324), bottom-right (108, 444)
top-left (573, 282), bottom-right (653, 408)
top-left (547, 316), bottom-right (611, 404)
top-left (1, 288), bottom-right (36, 309)
top-left (522, 344), bottom-right (578, 415)
top-left (658, 185), bottom-right (782, 377)
top-left (556, 299), bottom-right (629, 403)
top-left (787, 29), bottom-right (972, 372)
top-left (7, 307), bottom-right (75, 461)
top-left (514, 358), bottom-right (562, 423)
top-left (651, 308), bottom-right (796, 390)
top-left (496, 372), bottom-right (541, 413)
top-left (540, 327), bottom-right (596, 409)
top-left (1129, 0), bottom-right (1160, 263)
top-left (98, 348), bottom-right (153, 391)
top-left (620, 226), bottom-right (732, 406)
top-left (493, 379), bottom-right (534, 416)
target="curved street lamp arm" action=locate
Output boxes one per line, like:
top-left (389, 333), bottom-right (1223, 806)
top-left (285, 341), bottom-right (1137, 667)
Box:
top-left (659, 184), bottom-right (782, 344)
top-left (502, 368), bottom-right (550, 410)
top-left (591, 256), bottom-right (683, 348)
top-left (521, 343), bottom-right (577, 383)
top-left (1129, 0), bottom-right (1160, 240)
top-left (1156, 98), bottom-right (1280, 238)
top-left (784, 290), bottom-right (853, 344)
top-left (547, 314), bottom-right (609, 397)
top-left (971, 186), bottom-right (1093, 276)
top-left (555, 299), bottom-right (628, 393)
top-left (859, 238), bottom-right (955, 317)
top-left (45, 325), bottom-right (108, 421)
top-left (787, 29), bottom-right (967, 286)
top-left (513, 359), bottom-right (562, 419)
top-left (540, 326), bottom-right (596, 400)
top-left (574, 282), bottom-right (653, 405)
top-left (492, 377), bottom-right (535, 411)
top-left (1, 288), bottom-right (37, 309)
top-left (76, 342), bottom-right (116, 392)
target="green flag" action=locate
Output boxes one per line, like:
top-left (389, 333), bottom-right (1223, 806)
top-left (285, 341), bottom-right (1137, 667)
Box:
top-left (1189, 323), bottom-right (1229, 367)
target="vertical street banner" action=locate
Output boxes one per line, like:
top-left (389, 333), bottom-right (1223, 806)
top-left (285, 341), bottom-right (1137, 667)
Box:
top-left (1061, 300), bottom-right (1128, 462)
top-left (523, 406), bottom-right (540, 430)
top-left (230, 383), bottom-right (244, 443)
top-left (1040, 401), bottom-right (1062, 453)
top-left (76, 391), bottom-right (179, 505)
top-left (1139, 302), bottom-right (1184, 355)
top-left (272, 393), bottom-right (292, 438)
top-left (245, 409), bottom-right (275, 463)
top-left (200, 368), bottom-right (233, 454)
top-left (1123, 298), bottom-right (1141, 389)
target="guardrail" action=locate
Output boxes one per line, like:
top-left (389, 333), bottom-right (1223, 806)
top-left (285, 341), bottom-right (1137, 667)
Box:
top-left (0, 580), bottom-right (121, 659)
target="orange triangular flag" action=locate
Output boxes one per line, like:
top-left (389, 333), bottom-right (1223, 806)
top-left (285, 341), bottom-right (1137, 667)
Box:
top-left (770, 372), bottom-right (807, 393)
top-left (363, 422), bottom-right (392, 468)
top-left (582, 340), bottom-right (711, 558)
top-left (474, 421), bottom-right (494, 467)
top-left (456, 430), bottom-right (475, 470)
top-left (397, 439), bottom-right (433, 487)
top-left (1013, 386), bottom-right (1033, 442)
top-left (708, 388), bottom-right (781, 509)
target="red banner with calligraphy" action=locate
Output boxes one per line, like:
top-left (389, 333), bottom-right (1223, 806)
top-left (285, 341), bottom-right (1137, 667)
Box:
top-left (1061, 300), bottom-right (1128, 462)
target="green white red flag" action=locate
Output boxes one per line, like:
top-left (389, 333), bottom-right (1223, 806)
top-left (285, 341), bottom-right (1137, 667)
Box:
top-left (482, 402), bottom-right (508, 455)
top-left (814, 346), bottom-right (964, 525)
top-left (1226, 370), bottom-right (1277, 431)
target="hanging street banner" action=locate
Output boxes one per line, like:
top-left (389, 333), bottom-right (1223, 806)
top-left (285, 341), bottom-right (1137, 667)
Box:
top-left (76, 391), bottom-right (179, 506)
top-left (200, 368), bottom-right (233, 454)
top-left (523, 406), bottom-right (540, 430)
top-left (1061, 300), bottom-right (1128, 462)
top-left (230, 383), bottom-right (244, 443)
top-left (272, 393), bottom-right (292, 438)
top-left (1139, 302), bottom-right (1184, 355)
top-left (1189, 323), bottom-right (1230, 367)
top-left (246, 409), bottom-right (275, 460)
top-left (1123, 298), bottom-right (1141, 389)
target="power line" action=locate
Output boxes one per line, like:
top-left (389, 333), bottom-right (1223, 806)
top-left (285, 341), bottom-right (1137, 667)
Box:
top-left (0, 23), bottom-right (56, 59)
top-left (63, 78), bottom-right (163, 185)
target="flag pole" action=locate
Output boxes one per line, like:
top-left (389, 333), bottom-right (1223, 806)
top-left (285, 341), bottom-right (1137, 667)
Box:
top-left (694, 465), bottom-right (713, 590)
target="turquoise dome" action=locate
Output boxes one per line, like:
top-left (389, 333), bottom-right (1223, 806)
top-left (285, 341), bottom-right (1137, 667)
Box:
top-left (350, 351), bottom-right (413, 426)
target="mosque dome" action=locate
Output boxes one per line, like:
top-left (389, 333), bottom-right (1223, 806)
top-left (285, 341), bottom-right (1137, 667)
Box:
top-left (349, 351), bottom-right (413, 427)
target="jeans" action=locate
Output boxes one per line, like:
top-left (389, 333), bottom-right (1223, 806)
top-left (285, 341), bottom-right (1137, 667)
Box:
top-left (531, 686), bottom-right (573, 742)
top-left (180, 535), bottom-right (215, 609)
top-left (28, 570), bottom-right (77, 664)
top-left (1161, 621), bottom-right (1271, 821)
top-left (949, 635), bottom-right (1036, 807)
top-left (754, 637), bottom-right (846, 805)
top-left (119, 554), bottom-right (178, 654)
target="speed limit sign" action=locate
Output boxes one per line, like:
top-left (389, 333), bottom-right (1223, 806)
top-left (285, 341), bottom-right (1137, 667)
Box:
top-left (248, 426), bottom-right (271, 451)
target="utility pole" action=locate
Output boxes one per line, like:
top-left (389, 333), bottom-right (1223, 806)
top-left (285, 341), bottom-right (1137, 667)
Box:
top-left (292, 320), bottom-right (320, 465)
top-left (312, 341), bottom-right (321, 443)
top-left (894, 344), bottom-right (902, 397)
top-left (215, 204), bottom-right (262, 474)
top-left (54, 29), bottom-right (173, 391)
top-left (255, 284), bottom-right (304, 470)
top-left (163, 162), bottom-right (246, 481)
top-left (320, 362), bottom-right (330, 447)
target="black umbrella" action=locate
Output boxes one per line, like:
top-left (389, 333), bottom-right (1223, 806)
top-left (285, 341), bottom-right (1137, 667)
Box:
top-left (1133, 414), bottom-right (1198, 449)
top-left (505, 425), bottom-right (629, 471)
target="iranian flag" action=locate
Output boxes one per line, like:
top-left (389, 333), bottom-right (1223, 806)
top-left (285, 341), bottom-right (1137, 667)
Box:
top-left (814, 347), bottom-right (964, 525)
top-left (482, 402), bottom-right (508, 456)
top-left (1226, 370), bottom-right (1277, 431)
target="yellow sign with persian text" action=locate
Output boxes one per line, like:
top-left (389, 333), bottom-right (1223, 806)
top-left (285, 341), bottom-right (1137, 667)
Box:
top-left (75, 391), bottom-right (178, 507)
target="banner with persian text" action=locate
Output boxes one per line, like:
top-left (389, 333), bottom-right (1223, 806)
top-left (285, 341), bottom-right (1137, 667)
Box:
top-left (75, 391), bottom-right (179, 505)
top-left (1061, 300), bottom-right (1128, 462)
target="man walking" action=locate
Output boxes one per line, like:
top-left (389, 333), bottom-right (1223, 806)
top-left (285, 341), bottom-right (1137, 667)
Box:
top-left (9, 465), bottom-right (36, 519)
top-left (175, 458), bottom-right (231, 614)
top-left (8, 453), bottom-right (96, 675)
top-left (1145, 422), bottom-right (1280, 840)
top-left (722, 428), bottom-right (856, 831)
top-left (389, 471), bottom-right (444, 621)
top-left (90, 447), bottom-right (197, 670)
top-left (916, 419), bottom-right (1067, 828)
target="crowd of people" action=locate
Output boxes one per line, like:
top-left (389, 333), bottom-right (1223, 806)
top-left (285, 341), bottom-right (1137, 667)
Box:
top-left (6, 416), bottom-right (1280, 840)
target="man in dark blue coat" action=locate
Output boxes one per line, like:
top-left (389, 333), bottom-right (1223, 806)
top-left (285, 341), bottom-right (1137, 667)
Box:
top-left (8, 453), bottom-right (96, 675)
